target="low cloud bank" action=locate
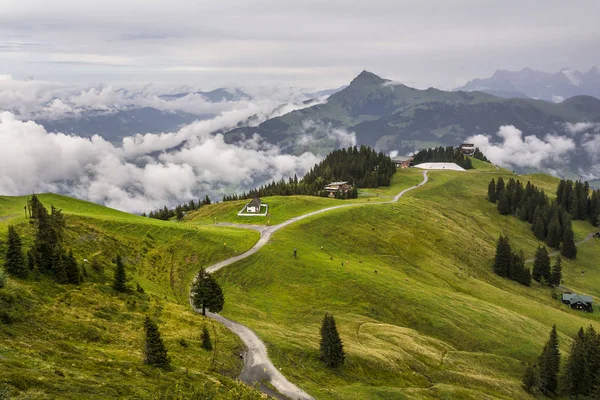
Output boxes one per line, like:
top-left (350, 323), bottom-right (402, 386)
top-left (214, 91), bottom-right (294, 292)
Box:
top-left (467, 125), bottom-right (575, 170)
top-left (0, 111), bottom-right (320, 213)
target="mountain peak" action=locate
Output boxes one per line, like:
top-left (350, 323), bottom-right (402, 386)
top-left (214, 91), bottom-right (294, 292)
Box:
top-left (349, 70), bottom-right (387, 86)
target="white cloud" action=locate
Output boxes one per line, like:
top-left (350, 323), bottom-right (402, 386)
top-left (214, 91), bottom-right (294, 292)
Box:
top-left (565, 122), bottom-right (600, 135)
top-left (0, 109), bottom-right (322, 213)
top-left (467, 125), bottom-right (575, 170)
top-left (297, 119), bottom-right (356, 149)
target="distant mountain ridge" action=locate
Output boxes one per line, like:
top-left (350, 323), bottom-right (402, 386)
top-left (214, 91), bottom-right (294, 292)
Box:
top-left (456, 67), bottom-right (600, 102)
top-left (223, 70), bottom-right (600, 178)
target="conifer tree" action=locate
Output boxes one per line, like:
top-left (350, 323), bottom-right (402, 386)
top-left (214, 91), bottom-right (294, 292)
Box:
top-left (319, 313), bottom-right (345, 368)
top-left (487, 179), bottom-right (497, 203)
top-left (497, 190), bottom-right (512, 215)
top-left (538, 324), bottom-right (560, 396)
top-left (191, 269), bottom-right (225, 316)
top-left (565, 328), bottom-right (587, 399)
top-left (201, 325), bottom-right (213, 351)
top-left (561, 223), bottom-right (577, 260)
top-left (532, 246), bottom-right (551, 283)
top-left (522, 363), bottom-right (538, 393)
top-left (5, 226), bottom-right (27, 278)
top-left (496, 177), bottom-right (505, 200)
top-left (27, 250), bottom-right (35, 271)
top-left (545, 215), bottom-right (562, 249)
top-left (63, 250), bottom-right (81, 284)
top-left (533, 214), bottom-right (546, 240)
top-left (550, 256), bottom-right (562, 287)
top-left (143, 316), bottom-right (170, 368)
top-left (113, 254), bottom-right (127, 292)
top-left (492, 235), bottom-right (511, 277)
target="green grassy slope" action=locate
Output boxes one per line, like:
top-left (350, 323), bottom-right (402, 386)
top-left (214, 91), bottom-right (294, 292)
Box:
top-left (0, 195), bottom-right (262, 399)
top-left (213, 167), bottom-right (600, 399)
top-left (186, 168), bottom-right (425, 226)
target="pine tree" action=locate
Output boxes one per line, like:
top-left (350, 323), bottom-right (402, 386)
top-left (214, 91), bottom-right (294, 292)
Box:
top-left (561, 223), bottom-right (577, 260)
top-left (191, 269), bottom-right (225, 316)
top-left (550, 256), bottom-right (562, 287)
top-left (319, 313), bottom-right (345, 368)
top-left (487, 179), bottom-right (497, 203)
top-left (113, 254), bottom-right (127, 292)
top-left (533, 214), bottom-right (546, 240)
top-left (496, 177), bottom-right (505, 199)
top-left (522, 363), bottom-right (538, 393)
top-left (492, 236), bottom-right (512, 277)
top-left (5, 226), bottom-right (27, 278)
top-left (143, 316), bottom-right (170, 368)
top-left (565, 328), bottom-right (587, 399)
top-left (27, 250), bottom-right (35, 271)
top-left (201, 325), bottom-right (213, 351)
top-left (532, 246), bottom-right (551, 283)
top-left (497, 190), bottom-right (512, 215)
top-left (545, 215), bottom-right (562, 249)
top-left (538, 325), bottom-right (560, 396)
top-left (63, 250), bottom-right (81, 284)
top-left (176, 206), bottom-right (184, 220)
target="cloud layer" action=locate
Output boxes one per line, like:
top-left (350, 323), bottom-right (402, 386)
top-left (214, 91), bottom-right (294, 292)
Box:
top-left (467, 125), bottom-right (576, 170)
top-left (0, 109), bottom-right (321, 213)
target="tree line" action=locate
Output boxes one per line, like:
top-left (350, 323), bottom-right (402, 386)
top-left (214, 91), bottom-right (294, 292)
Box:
top-left (146, 195), bottom-right (212, 221)
top-left (412, 146), bottom-right (475, 169)
top-left (487, 177), bottom-right (577, 259)
top-left (556, 179), bottom-right (600, 226)
top-left (524, 324), bottom-right (600, 398)
top-left (223, 146), bottom-right (395, 201)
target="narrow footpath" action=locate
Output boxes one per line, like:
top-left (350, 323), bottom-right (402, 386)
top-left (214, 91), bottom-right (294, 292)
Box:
top-left (189, 171), bottom-right (429, 399)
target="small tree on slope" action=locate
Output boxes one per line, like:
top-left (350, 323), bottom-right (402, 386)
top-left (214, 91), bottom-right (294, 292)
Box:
top-left (532, 246), bottom-right (551, 283)
top-left (538, 325), bottom-right (560, 396)
top-left (550, 256), bottom-right (562, 287)
top-left (5, 226), bottom-right (27, 278)
top-left (201, 325), bottom-right (213, 351)
top-left (113, 254), bottom-right (127, 292)
top-left (191, 268), bottom-right (225, 316)
top-left (320, 313), bottom-right (345, 368)
top-left (143, 316), bottom-right (170, 368)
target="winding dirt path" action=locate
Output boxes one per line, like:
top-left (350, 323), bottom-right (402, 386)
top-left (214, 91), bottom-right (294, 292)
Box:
top-left (190, 171), bottom-right (429, 399)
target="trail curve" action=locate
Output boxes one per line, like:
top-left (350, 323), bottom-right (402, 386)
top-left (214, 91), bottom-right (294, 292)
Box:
top-left (190, 171), bottom-right (429, 399)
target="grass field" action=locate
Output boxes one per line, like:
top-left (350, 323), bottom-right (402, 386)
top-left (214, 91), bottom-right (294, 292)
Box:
top-left (0, 194), bottom-right (262, 399)
top-left (186, 168), bottom-right (425, 226)
top-left (212, 166), bottom-right (600, 399)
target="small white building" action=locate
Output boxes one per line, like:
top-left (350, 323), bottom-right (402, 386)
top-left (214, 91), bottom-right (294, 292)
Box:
top-left (246, 197), bottom-right (262, 213)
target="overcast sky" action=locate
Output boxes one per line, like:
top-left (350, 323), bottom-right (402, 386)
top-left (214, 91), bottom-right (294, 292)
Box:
top-left (1, 0), bottom-right (599, 90)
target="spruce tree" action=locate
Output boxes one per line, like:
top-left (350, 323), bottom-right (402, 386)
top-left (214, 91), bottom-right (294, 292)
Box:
top-left (27, 250), bottom-right (35, 271)
top-left (5, 226), bottom-right (27, 278)
top-left (191, 269), bottom-right (225, 316)
top-left (545, 215), bottom-right (562, 249)
top-left (487, 179), bottom-right (497, 203)
top-left (565, 328), bottom-right (587, 399)
top-left (492, 236), bottom-right (512, 277)
top-left (143, 316), bottom-right (170, 368)
top-left (522, 363), bottom-right (538, 393)
top-left (550, 256), bottom-right (562, 287)
top-left (113, 254), bottom-right (127, 292)
top-left (319, 313), bottom-right (345, 368)
top-left (63, 250), bottom-right (81, 284)
top-left (533, 214), bottom-right (546, 240)
top-left (532, 246), bottom-right (551, 283)
top-left (538, 325), bottom-right (560, 396)
top-left (561, 224), bottom-right (577, 260)
top-left (201, 325), bottom-right (213, 351)
top-left (496, 177), bottom-right (505, 200)
top-left (497, 190), bottom-right (512, 215)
